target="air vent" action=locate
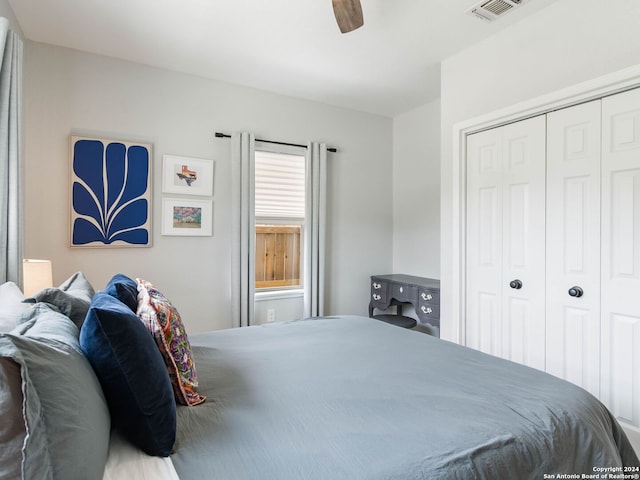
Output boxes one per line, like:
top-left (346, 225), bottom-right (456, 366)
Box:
top-left (466, 0), bottom-right (524, 22)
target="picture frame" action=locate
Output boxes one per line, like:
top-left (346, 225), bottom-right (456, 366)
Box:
top-left (70, 135), bottom-right (152, 248)
top-left (162, 155), bottom-right (214, 196)
top-left (161, 197), bottom-right (213, 236)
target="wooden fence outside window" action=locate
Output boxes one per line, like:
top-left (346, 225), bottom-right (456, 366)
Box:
top-left (255, 225), bottom-right (301, 289)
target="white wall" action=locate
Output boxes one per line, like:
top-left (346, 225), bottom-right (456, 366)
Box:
top-left (392, 99), bottom-right (440, 279)
top-left (23, 42), bottom-right (393, 333)
top-left (254, 292), bottom-right (303, 326)
top-left (0, 0), bottom-right (22, 37)
top-left (439, 0), bottom-right (640, 340)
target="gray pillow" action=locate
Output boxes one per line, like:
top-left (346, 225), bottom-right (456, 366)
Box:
top-left (0, 303), bottom-right (111, 480)
top-left (0, 357), bottom-right (25, 479)
top-left (23, 272), bottom-right (95, 329)
top-left (0, 282), bottom-right (29, 332)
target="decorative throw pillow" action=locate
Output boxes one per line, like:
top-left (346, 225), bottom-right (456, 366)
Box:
top-left (0, 282), bottom-right (28, 332)
top-left (0, 303), bottom-right (111, 480)
top-left (23, 271), bottom-right (95, 329)
top-left (104, 273), bottom-right (138, 312)
top-left (80, 292), bottom-right (176, 457)
top-left (136, 278), bottom-right (206, 406)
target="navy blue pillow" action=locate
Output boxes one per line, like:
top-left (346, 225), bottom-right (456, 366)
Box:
top-left (79, 292), bottom-right (176, 457)
top-left (103, 273), bottom-right (138, 312)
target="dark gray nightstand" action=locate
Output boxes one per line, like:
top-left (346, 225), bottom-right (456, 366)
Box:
top-left (369, 274), bottom-right (440, 329)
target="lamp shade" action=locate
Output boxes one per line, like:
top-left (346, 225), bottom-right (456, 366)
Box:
top-left (22, 259), bottom-right (53, 297)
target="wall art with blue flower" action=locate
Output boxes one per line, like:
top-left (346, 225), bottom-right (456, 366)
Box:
top-left (71, 136), bottom-right (152, 247)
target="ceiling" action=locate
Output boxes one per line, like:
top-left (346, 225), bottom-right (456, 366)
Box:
top-left (8, 0), bottom-right (556, 117)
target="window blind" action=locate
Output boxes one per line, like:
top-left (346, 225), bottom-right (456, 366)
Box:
top-left (255, 151), bottom-right (305, 219)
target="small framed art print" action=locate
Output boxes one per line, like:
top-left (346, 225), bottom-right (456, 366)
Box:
top-left (162, 155), bottom-right (214, 196)
top-left (161, 197), bottom-right (213, 236)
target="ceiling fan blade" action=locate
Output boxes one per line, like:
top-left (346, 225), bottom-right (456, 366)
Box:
top-left (332, 0), bottom-right (364, 34)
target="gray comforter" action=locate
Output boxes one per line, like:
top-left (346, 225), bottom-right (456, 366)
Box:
top-left (171, 315), bottom-right (639, 479)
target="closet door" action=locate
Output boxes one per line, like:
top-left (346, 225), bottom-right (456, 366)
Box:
top-left (467, 127), bottom-right (503, 357)
top-left (545, 100), bottom-right (601, 397)
top-left (601, 88), bottom-right (640, 427)
top-left (466, 116), bottom-right (546, 370)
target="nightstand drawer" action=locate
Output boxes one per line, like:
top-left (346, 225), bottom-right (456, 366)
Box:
top-left (391, 283), bottom-right (416, 303)
top-left (370, 280), bottom-right (389, 305)
top-left (417, 304), bottom-right (440, 319)
top-left (418, 289), bottom-right (439, 305)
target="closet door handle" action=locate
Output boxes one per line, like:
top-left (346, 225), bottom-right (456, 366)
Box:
top-left (509, 279), bottom-right (523, 289)
top-left (568, 286), bottom-right (584, 298)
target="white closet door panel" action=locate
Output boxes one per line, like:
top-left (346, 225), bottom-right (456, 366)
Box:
top-left (477, 292), bottom-right (499, 353)
top-left (601, 314), bottom-right (640, 425)
top-left (466, 116), bottom-right (545, 368)
top-left (561, 307), bottom-right (596, 387)
top-left (601, 88), bottom-right (640, 426)
top-left (466, 128), bottom-right (503, 356)
top-left (500, 116), bottom-right (546, 370)
top-left (545, 101), bottom-right (601, 397)
top-left (503, 297), bottom-right (533, 366)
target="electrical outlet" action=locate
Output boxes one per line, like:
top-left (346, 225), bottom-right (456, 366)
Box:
top-left (267, 309), bottom-right (276, 323)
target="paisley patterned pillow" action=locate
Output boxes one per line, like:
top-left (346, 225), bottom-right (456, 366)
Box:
top-left (135, 279), bottom-right (205, 406)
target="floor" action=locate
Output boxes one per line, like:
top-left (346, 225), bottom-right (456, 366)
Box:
top-left (410, 322), bottom-right (439, 336)
top-left (624, 427), bottom-right (640, 457)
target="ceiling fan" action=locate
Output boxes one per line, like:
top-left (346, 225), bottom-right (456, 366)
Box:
top-left (332, 0), bottom-right (364, 33)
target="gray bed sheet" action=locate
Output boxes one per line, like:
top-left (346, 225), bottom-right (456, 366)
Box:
top-left (171, 315), bottom-right (639, 479)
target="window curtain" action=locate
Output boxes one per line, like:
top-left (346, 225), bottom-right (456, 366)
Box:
top-left (0, 18), bottom-right (23, 285)
top-left (304, 142), bottom-right (327, 318)
top-left (230, 132), bottom-right (255, 328)
top-left (230, 135), bottom-right (326, 325)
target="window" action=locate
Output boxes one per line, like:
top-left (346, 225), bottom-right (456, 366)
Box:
top-left (254, 149), bottom-right (305, 291)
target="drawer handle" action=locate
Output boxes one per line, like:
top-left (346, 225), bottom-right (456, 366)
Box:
top-left (373, 282), bottom-right (382, 289)
top-left (421, 292), bottom-right (433, 301)
top-left (421, 306), bottom-right (433, 314)
top-left (372, 294), bottom-right (381, 301)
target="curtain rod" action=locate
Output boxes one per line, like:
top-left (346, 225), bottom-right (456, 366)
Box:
top-left (214, 132), bottom-right (337, 153)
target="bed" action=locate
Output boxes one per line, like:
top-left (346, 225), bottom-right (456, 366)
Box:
top-left (1, 274), bottom-right (638, 480)
top-left (172, 315), bottom-right (639, 479)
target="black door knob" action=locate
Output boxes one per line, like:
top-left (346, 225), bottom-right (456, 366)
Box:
top-left (568, 286), bottom-right (584, 297)
top-left (509, 279), bottom-right (523, 289)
